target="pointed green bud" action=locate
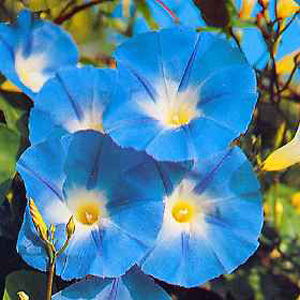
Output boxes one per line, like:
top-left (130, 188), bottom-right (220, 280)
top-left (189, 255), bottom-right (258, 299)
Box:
top-left (29, 198), bottom-right (48, 242)
top-left (17, 291), bottom-right (29, 300)
top-left (50, 224), bottom-right (55, 241)
top-left (66, 216), bottom-right (75, 240)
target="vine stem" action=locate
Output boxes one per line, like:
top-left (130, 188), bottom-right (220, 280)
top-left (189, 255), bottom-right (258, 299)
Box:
top-left (54, 0), bottom-right (112, 24)
top-left (273, 175), bottom-right (279, 230)
top-left (46, 256), bottom-right (56, 300)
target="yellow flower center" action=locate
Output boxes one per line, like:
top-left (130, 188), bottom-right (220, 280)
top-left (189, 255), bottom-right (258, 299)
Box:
top-left (165, 103), bottom-right (196, 128)
top-left (75, 201), bottom-right (101, 225)
top-left (66, 113), bottom-right (104, 134)
top-left (171, 200), bottom-right (196, 223)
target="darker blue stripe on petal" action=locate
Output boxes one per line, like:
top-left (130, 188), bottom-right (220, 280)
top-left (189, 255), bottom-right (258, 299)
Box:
top-left (86, 135), bottom-right (105, 190)
top-left (56, 73), bottom-right (83, 121)
top-left (110, 222), bottom-right (149, 249)
top-left (107, 278), bottom-right (120, 300)
top-left (194, 148), bottom-right (234, 194)
top-left (91, 226), bottom-right (104, 264)
top-left (153, 160), bottom-right (173, 195)
top-left (120, 62), bottom-right (157, 102)
top-left (205, 214), bottom-right (259, 245)
top-left (0, 34), bottom-right (14, 58)
top-left (17, 160), bottom-right (64, 201)
top-left (178, 33), bottom-right (201, 93)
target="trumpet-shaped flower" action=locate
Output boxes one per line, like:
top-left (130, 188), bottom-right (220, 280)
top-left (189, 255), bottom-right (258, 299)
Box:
top-left (104, 27), bottom-right (257, 161)
top-left (276, 49), bottom-right (300, 74)
top-left (276, 0), bottom-right (299, 19)
top-left (140, 147), bottom-right (263, 287)
top-left (239, 0), bottom-right (256, 20)
top-left (108, 0), bottom-right (204, 44)
top-left (52, 266), bottom-right (171, 300)
top-left (29, 66), bottom-right (115, 145)
top-left (263, 123), bottom-right (300, 171)
top-left (17, 131), bottom-right (188, 279)
top-left (0, 10), bottom-right (78, 98)
top-left (137, 0), bottom-right (205, 30)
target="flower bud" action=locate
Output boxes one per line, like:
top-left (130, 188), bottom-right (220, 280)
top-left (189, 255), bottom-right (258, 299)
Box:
top-left (17, 291), bottom-right (29, 300)
top-left (240, 0), bottom-right (256, 20)
top-left (29, 199), bottom-right (48, 242)
top-left (66, 216), bottom-right (76, 240)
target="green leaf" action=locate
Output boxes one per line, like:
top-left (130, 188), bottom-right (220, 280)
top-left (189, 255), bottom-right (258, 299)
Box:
top-left (265, 184), bottom-right (300, 239)
top-left (3, 270), bottom-right (57, 300)
top-left (136, 0), bottom-right (159, 30)
top-left (0, 125), bottom-right (20, 204)
top-left (0, 93), bottom-right (29, 135)
top-left (0, 92), bottom-right (30, 204)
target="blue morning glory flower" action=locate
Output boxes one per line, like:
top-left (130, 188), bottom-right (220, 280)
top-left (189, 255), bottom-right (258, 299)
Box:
top-left (153, 0), bottom-right (204, 26)
top-left (52, 266), bottom-right (171, 300)
top-left (103, 27), bottom-right (257, 162)
top-left (140, 147), bottom-right (263, 287)
top-left (29, 65), bottom-right (116, 145)
top-left (0, 9), bottom-right (78, 98)
top-left (17, 131), bottom-right (188, 280)
top-left (134, 0), bottom-right (205, 33)
top-left (108, 0), bottom-right (204, 44)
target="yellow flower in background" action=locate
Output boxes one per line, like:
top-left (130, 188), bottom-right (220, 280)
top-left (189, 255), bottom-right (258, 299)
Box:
top-left (260, 0), bottom-right (269, 6)
top-left (122, 0), bottom-right (131, 18)
top-left (276, 49), bottom-right (300, 74)
top-left (239, 0), bottom-right (256, 20)
top-left (263, 123), bottom-right (300, 171)
top-left (1, 80), bottom-right (22, 93)
top-left (264, 201), bottom-right (283, 217)
top-left (276, 0), bottom-right (299, 19)
top-left (291, 192), bottom-right (300, 213)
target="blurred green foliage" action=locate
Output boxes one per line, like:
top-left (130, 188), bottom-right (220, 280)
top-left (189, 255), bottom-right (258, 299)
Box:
top-left (3, 270), bottom-right (57, 300)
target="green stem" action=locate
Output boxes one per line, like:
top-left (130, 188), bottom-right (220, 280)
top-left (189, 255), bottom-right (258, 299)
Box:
top-left (273, 176), bottom-right (279, 230)
top-left (46, 256), bottom-right (56, 300)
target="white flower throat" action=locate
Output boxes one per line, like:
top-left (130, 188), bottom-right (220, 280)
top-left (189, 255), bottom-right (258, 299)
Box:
top-left (139, 81), bottom-right (201, 128)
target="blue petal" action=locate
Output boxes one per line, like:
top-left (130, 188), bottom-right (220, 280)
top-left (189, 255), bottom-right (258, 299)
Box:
top-left (145, 127), bottom-right (192, 161)
top-left (195, 65), bottom-right (257, 140)
top-left (17, 205), bottom-right (48, 272)
top-left (141, 231), bottom-right (225, 287)
top-left (0, 9), bottom-right (78, 98)
top-left (30, 66), bottom-right (116, 145)
top-left (194, 147), bottom-right (263, 239)
top-left (141, 147), bottom-right (263, 287)
top-left (52, 266), bottom-right (171, 300)
top-left (16, 137), bottom-right (67, 223)
top-left (203, 216), bottom-right (259, 273)
top-left (114, 27), bottom-right (202, 90)
top-left (122, 266), bottom-right (171, 300)
top-left (145, 0), bottom-right (204, 29)
top-left (29, 109), bottom-right (69, 144)
top-left (108, 0), bottom-right (204, 43)
top-left (240, 27), bottom-right (269, 68)
top-left (186, 37), bottom-right (250, 88)
top-left (55, 222), bottom-right (150, 279)
top-left (186, 118), bottom-right (236, 159)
